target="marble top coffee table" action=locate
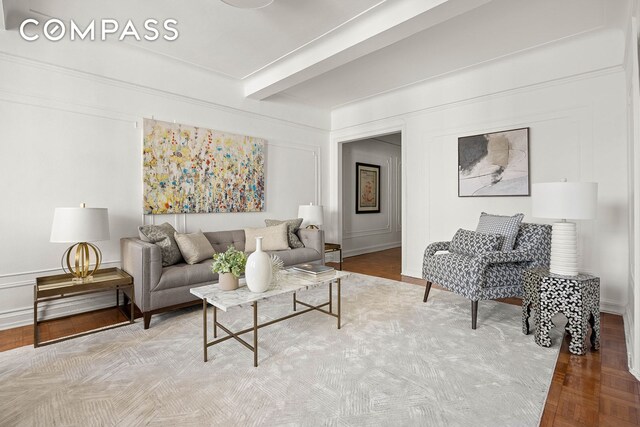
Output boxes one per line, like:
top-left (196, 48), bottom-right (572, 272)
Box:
top-left (191, 269), bottom-right (350, 367)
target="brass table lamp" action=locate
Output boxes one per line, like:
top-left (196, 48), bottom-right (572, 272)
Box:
top-left (50, 203), bottom-right (110, 282)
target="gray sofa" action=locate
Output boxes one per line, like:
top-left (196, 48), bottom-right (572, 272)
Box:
top-left (121, 228), bottom-right (325, 328)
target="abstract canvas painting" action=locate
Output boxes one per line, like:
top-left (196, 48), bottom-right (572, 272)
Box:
top-left (458, 127), bottom-right (529, 197)
top-left (356, 162), bottom-right (381, 214)
top-left (143, 119), bottom-right (266, 214)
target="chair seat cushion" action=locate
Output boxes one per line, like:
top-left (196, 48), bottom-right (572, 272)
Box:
top-left (422, 252), bottom-right (480, 298)
top-left (449, 229), bottom-right (503, 256)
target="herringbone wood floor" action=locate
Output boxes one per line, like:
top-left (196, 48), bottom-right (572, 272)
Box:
top-left (1, 247), bottom-right (638, 426)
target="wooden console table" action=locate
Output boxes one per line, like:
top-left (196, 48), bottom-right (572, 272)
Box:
top-left (34, 268), bottom-right (134, 347)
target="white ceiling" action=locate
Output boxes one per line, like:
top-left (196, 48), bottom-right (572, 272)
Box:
top-left (8, 0), bottom-right (614, 109)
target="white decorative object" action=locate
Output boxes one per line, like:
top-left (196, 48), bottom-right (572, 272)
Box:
top-left (532, 180), bottom-right (598, 276)
top-left (270, 254), bottom-right (284, 284)
top-left (297, 203), bottom-right (324, 228)
top-left (245, 237), bottom-right (272, 293)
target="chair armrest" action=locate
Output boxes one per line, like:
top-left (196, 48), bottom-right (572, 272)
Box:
top-left (475, 250), bottom-right (533, 265)
top-left (424, 241), bottom-right (451, 258)
top-left (120, 238), bottom-right (163, 312)
top-left (297, 228), bottom-right (325, 264)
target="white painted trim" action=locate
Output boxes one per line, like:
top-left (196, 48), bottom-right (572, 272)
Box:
top-left (0, 261), bottom-right (121, 282)
top-left (600, 299), bottom-right (626, 315)
top-left (343, 242), bottom-right (401, 258)
top-left (330, 120), bottom-right (406, 250)
top-left (0, 52), bottom-right (330, 132)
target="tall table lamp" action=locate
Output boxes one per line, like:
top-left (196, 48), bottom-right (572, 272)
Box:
top-left (50, 203), bottom-right (110, 282)
top-left (531, 180), bottom-right (598, 276)
top-left (298, 203), bottom-right (324, 229)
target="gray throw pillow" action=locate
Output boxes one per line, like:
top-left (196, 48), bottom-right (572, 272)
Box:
top-left (138, 223), bottom-right (184, 266)
top-left (174, 231), bottom-right (216, 265)
top-left (449, 229), bottom-right (503, 257)
top-left (475, 212), bottom-right (524, 251)
top-left (264, 218), bottom-right (304, 248)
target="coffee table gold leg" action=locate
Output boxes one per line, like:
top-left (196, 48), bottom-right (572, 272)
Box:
top-left (203, 299), bottom-right (208, 362)
top-left (130, 286), bottom-right (135, 324)
top-left (329, 283), bottom-right (333, 314)
top-left (293, 292), bottom-right (296, 311)
top-left (253, 302), bottom-right (258, 367)
top-left (337, 278), bottom-right (341, 330)
top-left (213, 305), bottom-right (218, 338)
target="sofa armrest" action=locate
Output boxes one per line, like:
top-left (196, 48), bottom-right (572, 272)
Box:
top-left (298, 228), bottom-right (325, 264)
top-left (120, 238), bottom-right (162, 312)
top-left (424, 241), bottom-right (451, 258)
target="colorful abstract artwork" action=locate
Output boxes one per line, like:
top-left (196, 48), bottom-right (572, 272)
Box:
top-left (143, 119), bottom-right (266, 214)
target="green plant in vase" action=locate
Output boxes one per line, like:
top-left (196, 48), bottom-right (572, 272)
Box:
top-left (211, 246), bottom-right (247, 291)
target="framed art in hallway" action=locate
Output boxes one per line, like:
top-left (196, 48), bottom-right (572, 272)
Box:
top-left (356, 162), bottom-right (381, 214)
top-left (458, 127), bottom-right (530, 197)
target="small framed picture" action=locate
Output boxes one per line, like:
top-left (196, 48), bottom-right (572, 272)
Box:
top-left (356, 162), bottom-right (381, 214)
top-left (458, 127), bottom-right (530, 197)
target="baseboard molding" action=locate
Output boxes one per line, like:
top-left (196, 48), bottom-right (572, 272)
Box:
top-left (0, 292), bottom-right (118, 331)
top-left (600, 299), bottom-right (626, 315)
top-left (343, 242), bottom-right (401, 258)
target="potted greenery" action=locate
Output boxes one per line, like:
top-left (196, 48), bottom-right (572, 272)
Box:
top-left (211, 246), bottom-right (247, 291)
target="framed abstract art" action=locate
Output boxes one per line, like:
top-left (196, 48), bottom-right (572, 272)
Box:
top-left (458, 127), bottom-right (530, 197)
top-left (356, 162), bottom-right (381, 214)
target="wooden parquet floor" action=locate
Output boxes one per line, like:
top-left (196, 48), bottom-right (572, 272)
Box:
top-left (1, 247), bottom-right (638, 426)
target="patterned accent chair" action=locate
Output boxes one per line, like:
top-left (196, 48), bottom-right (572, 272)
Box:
top-left (422, 223), bottom-right (552, 329)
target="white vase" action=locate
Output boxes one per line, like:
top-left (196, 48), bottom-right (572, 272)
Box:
top-left (245, 237), bottom-right (272, 293)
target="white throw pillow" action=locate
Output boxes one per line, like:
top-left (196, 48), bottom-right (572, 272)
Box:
top-left (174, 231), bottom-right (216, 265)
top-left (244, 223), bottom-right (289, 252)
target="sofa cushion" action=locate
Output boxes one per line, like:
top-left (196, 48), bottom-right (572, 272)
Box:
top-left (174, 231), bottom-right (215, 265)
top-left (449, 229), bottom-right (503, 257)
top-left (244, 223), bottom-right (289, 252)
top-left (476, 212), bottom-right (524, 251)
top-left (154, 259), bottom-right (216, 291)
top-left (204, 230), bottom-right (245, 253)
top-left (138, 223), bottom-right (183, 266)
top-left (265, 218), bottom-right (304, 248)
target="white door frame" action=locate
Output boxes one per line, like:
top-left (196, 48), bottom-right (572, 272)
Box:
top-left (329, 120), bottom-right (406, 269)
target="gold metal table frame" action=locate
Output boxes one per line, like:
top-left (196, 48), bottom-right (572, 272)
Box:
top-left (202, 278), bottom-right (342, 367)
top-left (34, 268), bottom-right (135, 348)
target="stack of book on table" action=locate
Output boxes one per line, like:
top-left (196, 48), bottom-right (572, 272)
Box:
top-left (291, 264), bottom-right (335, 278)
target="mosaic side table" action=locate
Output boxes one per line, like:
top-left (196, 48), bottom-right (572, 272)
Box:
top-left (522, 268), bottom-right (600, 355)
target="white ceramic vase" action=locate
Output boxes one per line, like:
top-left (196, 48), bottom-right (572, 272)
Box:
top-left (245, 237), bottom-right (272, 293)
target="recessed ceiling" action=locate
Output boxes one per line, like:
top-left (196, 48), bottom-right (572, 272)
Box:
top-left (26, 0), bottom-right (385, 79)
top-left (10, 0), bottom-right (615, 110)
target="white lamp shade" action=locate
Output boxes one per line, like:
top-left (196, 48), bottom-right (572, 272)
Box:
top-left (50, 207), bottom-right (110, 243)
top-left (531, 182), bottom-right (598, 220)
top-left (298, 204), bottom-right (324, 228)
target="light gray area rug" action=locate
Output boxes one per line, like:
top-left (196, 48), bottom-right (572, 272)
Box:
top-left (0, 273), bottom-right (561, 426)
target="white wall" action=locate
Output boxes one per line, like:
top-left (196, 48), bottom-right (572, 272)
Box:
top-left (623, 1), bottom-right (640, 379)
top-left (0, 31), bottom-right (330, 330)
top-left (341, 138), bottom-right (401, 257)
top-left (331, 28), bottom-right (630, 314)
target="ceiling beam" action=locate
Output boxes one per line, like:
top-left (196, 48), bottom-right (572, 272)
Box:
top-left (243, 0), bottom-right (492, 100)
top-left (1, 0), bottom-right (31, 31)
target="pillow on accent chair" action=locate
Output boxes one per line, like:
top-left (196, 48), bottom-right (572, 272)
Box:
top-left (264, 218), bottom-right (304, 248)
top-left (449, 229), bottom-right (503, 257)
top-left (244, 223), bottom-right (289, 252)
top-left (138, 223), bottom-right (184, 266)
top-left (174, 231), bottom-right (216, 265)
top-left (475, 212), bottom-right (524, 251)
